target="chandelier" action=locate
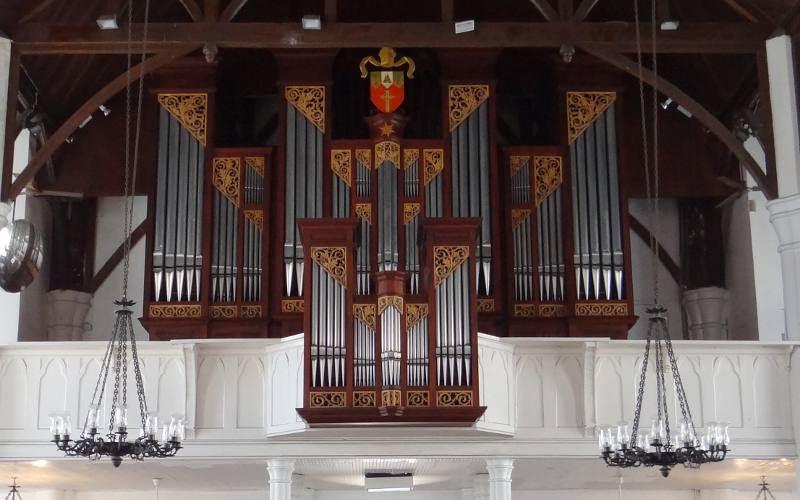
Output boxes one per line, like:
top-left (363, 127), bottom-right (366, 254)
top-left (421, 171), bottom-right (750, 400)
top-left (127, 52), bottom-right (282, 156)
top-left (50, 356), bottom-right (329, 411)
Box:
top-left (754, 476), bottom-right (776, 500)
top-left (5, 478), bottom-right (21, 500)
top-left (49, 0), bottom-right (183, 468)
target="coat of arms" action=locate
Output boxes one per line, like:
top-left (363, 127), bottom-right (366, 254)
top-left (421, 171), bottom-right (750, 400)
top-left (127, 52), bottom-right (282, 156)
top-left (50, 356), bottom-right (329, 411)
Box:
top-left (359, 48), bottom-right (416, 113)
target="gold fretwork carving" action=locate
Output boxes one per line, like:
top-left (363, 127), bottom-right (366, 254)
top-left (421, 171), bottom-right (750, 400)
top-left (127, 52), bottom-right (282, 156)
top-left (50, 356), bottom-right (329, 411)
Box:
top-left (437, 390), bottom-right (473, 407)
top-left (511, 209), bottom-right (531, 229)
top-left (209, 305), bottom-right (238, 319)
top-left (245, 156), bottom-right (265, 177)
top-left (355, 148), bottom-right (372, 169)
top-left (449, 85), bottom-right (490, 131)
top-left (575, 302), bottom-right (629, 316)
top-left (311, 247), bottom-right (347, 287)
top-left (510, 155), bottom-right (530, 176)
top-left (355, 203), bottom-right (372, 225)
top-left (514, 304), bottom-right (537, 318)
top-left (157, 93), bottom-right (208, 145)
top-left (212, 157), bottom-right (241, 207)
top-left (359, 47), bottom-right (416, 78)
top-left (422, 148), bottom-right (444, 186)
top-left (244, 210), bottom-right (264, 230)
top-left (403, 203), bottom-right (421, 224)
top-left (281, 299), bottom-right (304, 313)
top-left (538, 304), bottom-right (568, 317)
top-left (403, 148), bottom-right (420, 169)
top-left (406, 303), bottom-right (428, 329)
top-left (407, 391), bottom-right (430, 407)
top-left (433, 246), bottom-right (470, 286)
top-left (378, 295), bottom-right (404, 315)
top-left (534, 155), bottom-right (563, 206)
top-left (240, 305), bottom-right (263, 318)
top-left (477, 299), bottom-right (495, 313)
top-left (353, 304), bottom-right (377, 329)
top-left (381, 389), bottom-right (402, 407)
top-left (285, 86), bottom-right (326, 133)
top-left (353, 391), bottom-right (376, 407)
top-left (375, 140), bottom-right (401, 169)
top-left (331, 149), bottom-right (352, 186)
top-left (149, 304), bottom-right (202, 319)
top-left (309, 392), bottom-right (346, 408)
top-left (566, 91), bottom-right (616, 144)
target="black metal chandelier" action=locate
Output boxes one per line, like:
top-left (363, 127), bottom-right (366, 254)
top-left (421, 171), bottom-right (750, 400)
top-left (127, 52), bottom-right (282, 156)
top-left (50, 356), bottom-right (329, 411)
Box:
top-left (5, 478), bottom-right (21, 500)
top-left (754, 476), bottom-right (776, 500)
top-left (49, 0), bottom-right (184, 468)
top-left (598, 307), bottom-right (729, 477)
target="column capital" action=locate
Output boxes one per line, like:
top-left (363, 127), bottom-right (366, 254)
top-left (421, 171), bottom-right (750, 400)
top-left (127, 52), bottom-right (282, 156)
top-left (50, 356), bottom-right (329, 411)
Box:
top-left (485, 458), bottom-right (514, 481)
top-left (267, 458), bottom-right (296, 483)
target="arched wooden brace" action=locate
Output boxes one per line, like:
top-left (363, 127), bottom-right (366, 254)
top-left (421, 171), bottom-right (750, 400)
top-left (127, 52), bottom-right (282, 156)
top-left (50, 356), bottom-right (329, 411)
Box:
top-left (579, 45), bottom-right (776, 200)
top-left (3, 46), bottom-right (201, 202)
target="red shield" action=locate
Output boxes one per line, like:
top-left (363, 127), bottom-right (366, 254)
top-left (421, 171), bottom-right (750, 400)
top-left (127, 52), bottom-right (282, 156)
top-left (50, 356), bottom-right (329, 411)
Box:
top-left (370, 71), bottom-right (405, 113)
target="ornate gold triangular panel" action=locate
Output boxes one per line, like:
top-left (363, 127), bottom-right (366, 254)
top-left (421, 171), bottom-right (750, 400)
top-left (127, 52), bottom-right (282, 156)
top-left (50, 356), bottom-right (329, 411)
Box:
top-left (403, 148), bottom-right (420, 170)
top-left (533, 155), bottom-right (563, 206)
top-left (378, 295), bottom-right (404, 315)
top-left (511, 208), bottom-right (531, 229)
top-left (331, 149), bottom-right (352, 186)
top-left (353, 304), bottom-right (377, 329)
top-left (509, 155), bottom-right (531, 176)
top-left (157, 93), bottom-right (208, 146)
top-left (403, 203), bottom-right (421, 224)
top-left (433, 245), bottom-right (470, 286)
top-left (355, 149), bottom-right (372, 169)
top-left (285, 86), bottom-right (326, 133)
top-left (355, 203), bottom-right (372, 225)
top-left (245, 157), bottom-right (265, 176)
top-left (423, 148), bottom-right (444, 186)
top-left (448, 85), bottom-right (490, 131)
top-left (375, 140), bottom-right (401, 169)
top-left (477, 298), bottom-right (495, 313)
top-left (244, 209), bottom-right (264, 230)
top-left (406, 303), bottom-right (428, 329)
top-left (212, 157), bottom-right (241, 207)
top-left (311, 246), bottom-right (347, 287)
top-left (566, 91), bottom-right (616, 144)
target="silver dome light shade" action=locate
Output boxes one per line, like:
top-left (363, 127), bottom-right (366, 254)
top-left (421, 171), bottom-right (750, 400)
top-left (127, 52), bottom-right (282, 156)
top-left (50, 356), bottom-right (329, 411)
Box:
top-left (0, 219), bottom-right (44, 292)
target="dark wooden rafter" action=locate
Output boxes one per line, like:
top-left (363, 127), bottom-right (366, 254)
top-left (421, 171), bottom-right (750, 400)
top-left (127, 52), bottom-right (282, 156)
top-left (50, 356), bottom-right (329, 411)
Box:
top-left (324, 0), bottom-right (337, 22)
top-left (529, 0), bottom-right (559, 21)
top-left (721, 0), bottom-right (775, 25)
top-left (220, 0), bottom-right (250, 22)
top-left (179, 0), bottom-right (204, 22)
top-left (579, 45), bottom-right (776, 200)
top-left (11, 22), bottom-right (769, 54)
top-left (628, 214), bottom-right (682, 287)
top-left (204, 0), bottom-right (220, 22)
top-left (86, 219), bottom-right (147, 294)
top-left (573, 0), bottom-right (601, 22)
top-left (441, 0), bottom-right (454, 23)
top-left (4, 46), bottom-right (201, 202)
top-left (558, 0), bottom-right (573, 20)
top-left (18, 0), bottom-right (61, 24)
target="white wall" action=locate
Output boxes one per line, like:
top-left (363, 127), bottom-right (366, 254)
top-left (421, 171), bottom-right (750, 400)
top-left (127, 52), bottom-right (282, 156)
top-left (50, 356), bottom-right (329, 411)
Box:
top-left (722, 188), bottom-right (759, 341)
top-left (628, 198), bottom-right (683, 340)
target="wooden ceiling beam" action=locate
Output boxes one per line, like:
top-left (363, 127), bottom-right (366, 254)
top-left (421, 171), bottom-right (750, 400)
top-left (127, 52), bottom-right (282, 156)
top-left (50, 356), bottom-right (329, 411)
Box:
top-left (529, 0), bottom-right (559, 22)
top-left (572, 0), bottom-right (601, 22)
top-left (720, 0), bottom-right (775, 25)
top-left (18, 0), bottom-right (61, 24)
top-left (579, 45), bottom-right (776, 200)
top-left (11, 22), bottom-right (769, 54)
top-left (178, 0), bottom-right (203, 22)
top-left (220, 0), bottom-right (250, 22)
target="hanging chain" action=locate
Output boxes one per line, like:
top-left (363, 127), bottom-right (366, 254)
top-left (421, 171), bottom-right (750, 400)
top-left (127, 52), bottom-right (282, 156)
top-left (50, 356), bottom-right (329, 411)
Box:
top-left (128, 312), bottom-right (149, 427)
top-left (83, 312), bottom-right (120, 435)
top-left (650, 0), bottom-right (661, 305)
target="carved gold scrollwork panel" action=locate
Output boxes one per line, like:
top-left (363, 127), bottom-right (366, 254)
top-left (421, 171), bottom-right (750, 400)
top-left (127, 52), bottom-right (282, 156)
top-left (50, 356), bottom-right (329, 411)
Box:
top-left (511, 209), bottom-right (531, 229)
top-left (514, 304), bottom-right (537, 318)
top-left (285, 86), bottom-right (326, 133)
top-left (353, 391), bottom-right (376, 407)
top-left (331, 149), bottom-right (352, 186)
top-left (281, 299), bottom-right (304, 313)
top-left (509, 155), bottom-right (530, 176)
top-left (210, 305), bottom-right (238, 319)
top-left (355, 148), bottom-right (372, 169)
top-left (381, 389), bottom-right (402, 407)
top-left (566, 91), bottom-right (616, 144)
top-left (422, 148), bottom-right (444, 186)
top-left (245, 156), bottom-right (265, 176)
top-left (437, 390), bottom-right (473, 407)
top-left (157, 93), bottom-right (208, 145)
top-left (240, 305), bottom-right (263, 318)
top-left (534, 156), bottom-right (563, 206)
top-left (407, 391), bottom-right (430, 407)
top-left (406, 303), bottom-right (428, 329)
top-left (212, 157), bottom-right (241, 207)
top-left (477, 299), bottom-right (495, 313)
top-left (375, 140), bottom-right (401, 169)
top-left (449, 85), bottom-right (490, 131)
top-left (378, 295), bottom-right (404, 315)
top-left (403, 148), bottom-right (420, 169)
top-left (244, 210), bottom-right (264, 230)
top-left (433, 246), bottom-right (470, 286)
top-left (149, 304), bottom-right (202, 319)
top-left (403, 203), bottom-right (421, 224)
top-left (311, 247), bottom-right (348, 287)
top-left (310, 392), bottom-right (346, 408)
top-left (575, 302), bottom-right (629, 316)
top-left (538, 304), bottom-right (568, 317)
top-left (353, 304), bottom-right (377, 329)
top-left (355, 203), bottom-right (372, 225)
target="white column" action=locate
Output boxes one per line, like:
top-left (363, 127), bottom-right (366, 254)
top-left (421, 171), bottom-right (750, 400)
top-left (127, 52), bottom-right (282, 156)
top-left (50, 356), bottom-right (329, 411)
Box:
top-left (0, 36), bottom-right (10, 195)
top-left (767, 34), bottom-right (800, 198)
top-left (485, 459), bottom-right (513, 500)
top-left (46, 289), bottom-right (92, 340)
top-left (682, 287), bottom-right (728, 340)
top-left (768, 195), bottom-right (800, 340)
top-left (267, 458), bottom-right (295, 500)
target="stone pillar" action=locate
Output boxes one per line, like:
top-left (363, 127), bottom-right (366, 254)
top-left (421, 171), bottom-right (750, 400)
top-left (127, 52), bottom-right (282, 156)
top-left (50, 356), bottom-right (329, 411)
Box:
top-left (46, 289), bottom-right (92, 341)
top-left (0, 36), bottom-right (10, 191)
top-left (267, 458), bottom-right (295, 500)
top-left (485, 459), bottom-right (513, 500)
top-left (682, 287), bottom-right (728, 340)
top-left (472, 473), bottom-right (489, 500)
top-left (768, 195), bottom-right (800, 340)
top-left (767, 35), bottom-right (800, 199)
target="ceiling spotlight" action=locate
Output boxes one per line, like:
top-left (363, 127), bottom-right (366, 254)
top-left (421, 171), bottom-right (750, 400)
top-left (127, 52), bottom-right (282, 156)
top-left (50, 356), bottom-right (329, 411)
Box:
top-left (301, 15), bottom-right (322, 30)
top-left (677, 105), bottom-right (693, 118)
top-left (78, 115), bottom-right (93, 129)
top-left (454, 19), bottom-right (476, 34)
top-left (99, 104), bottom-right (111, 117)
top-left (65, 136), bottom-right (75, 144)
top-left (96, 15), bottom-right (119, 30)
top-left (660, 20), bottom-right (680, 31)
top-left (365, 472), bottom-right (413, 493)
top-left (660, 97), bottom-right (673, 110)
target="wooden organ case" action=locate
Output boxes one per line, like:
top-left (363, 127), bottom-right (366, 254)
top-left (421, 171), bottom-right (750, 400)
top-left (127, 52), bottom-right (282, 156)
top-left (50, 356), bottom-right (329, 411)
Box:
top-left (140, 51), bottom-right (635, 425)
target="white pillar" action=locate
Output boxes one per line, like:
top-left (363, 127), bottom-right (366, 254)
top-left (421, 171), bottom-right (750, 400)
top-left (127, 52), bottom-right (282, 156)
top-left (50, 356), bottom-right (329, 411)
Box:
top-left (767, 34), bottom-right (800, 198)
top-left (768, 195), bottom-right (800, 340)
top-left (472, 473), bottom-right (489, 500)
top-left (267, 459), bottom-right (295, 500)
top-left (0, 36), bottom-right (10, 195)
top-left (682, 287), bottom-right (728, 340)
top-left (485, 459), bottom-right (513, 500)
top-left (46, 289), bottom-right (92, 340)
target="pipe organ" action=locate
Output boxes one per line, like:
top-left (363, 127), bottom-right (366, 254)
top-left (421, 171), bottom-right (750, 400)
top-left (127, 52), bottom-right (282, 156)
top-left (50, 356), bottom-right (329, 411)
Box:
top-left (141, 51), bottom-right (635, 423)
